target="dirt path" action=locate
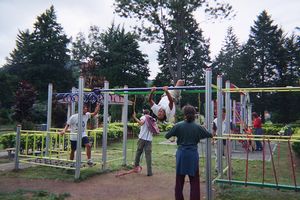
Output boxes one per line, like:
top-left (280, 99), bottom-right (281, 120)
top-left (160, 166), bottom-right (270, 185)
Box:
top-left (0, 169), bottom-right (208, 200)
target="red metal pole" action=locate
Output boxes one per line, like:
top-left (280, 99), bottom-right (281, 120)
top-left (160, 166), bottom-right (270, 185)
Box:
top-left (268, 139), bottom-right (279, 189)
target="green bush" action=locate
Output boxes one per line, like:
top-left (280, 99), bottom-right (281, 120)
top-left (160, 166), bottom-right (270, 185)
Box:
top-left (292, 127), bottom-right (300, 157)
top-left (0, 122), bottom-right (174, 151)
top-left (0, 133), bottom-right (16, 149)
top-left (0, 108), bottom-right (13, 124)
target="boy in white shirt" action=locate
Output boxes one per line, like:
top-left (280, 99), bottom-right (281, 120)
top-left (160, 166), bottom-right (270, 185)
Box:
top-left (60, 103), bottom-right (100, 166)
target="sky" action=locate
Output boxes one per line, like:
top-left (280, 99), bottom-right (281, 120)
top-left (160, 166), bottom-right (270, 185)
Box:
top-left (0, 0), bottom-right (299, 79)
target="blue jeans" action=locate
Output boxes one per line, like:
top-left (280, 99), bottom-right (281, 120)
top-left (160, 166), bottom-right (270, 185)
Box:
top-left (254, 128), bottom-right (263, 150)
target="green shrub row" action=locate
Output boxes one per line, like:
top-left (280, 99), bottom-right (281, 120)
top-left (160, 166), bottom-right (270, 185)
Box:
top-left (0, 122), bottom-right (174, 150)
top-left (292, 127), bottom-right (300, 157)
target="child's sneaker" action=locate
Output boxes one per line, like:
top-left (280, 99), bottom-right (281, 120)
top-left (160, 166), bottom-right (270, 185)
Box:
top-left (87, 159), bottom-right (94, 167)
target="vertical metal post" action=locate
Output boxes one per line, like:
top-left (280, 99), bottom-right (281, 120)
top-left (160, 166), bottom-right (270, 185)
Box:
top-left (75, 77), bottom-right (84, 179)
top-left (216, 75), bottom-right (223, 178)
top-left (211, 100), bottom-right (214, 128)
top-left (45, 83), bottom-right (53, 156)
top-left (225, 81), bottom-right (231, 134)
top-left (102, 81), bottom-right (109, 170)
top-left (233, 100), bottom-right (236, 126)
top-left (240, 94), bottom-right (245, 133)
top-left (248, 96), bottom-right (252, 128)
top-left (67, 103), bottom-right (71, 121)
top-left (205, 68), bottom-right (213, 200)
top-left (71, 87), bottom-right (76, 115)
top-left (225, 81), bottom-right (231, 177)
top-left (14, 125), bottom-right (21, 170)
top-left (122, 85), bottom-right (129, 165)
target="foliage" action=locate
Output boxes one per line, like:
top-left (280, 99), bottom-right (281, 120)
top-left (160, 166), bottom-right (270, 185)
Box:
top-left (157, 123), bottom-right (173, 132)
top-left (0, 122), bottom-right (172, 150)
top-left (114, 0), bottom-right (234, 83)
top-left (0, 70), bottom-right (18, 109)
top-left (72, 23), bottom-right (150, 88)
top-left (51, 99), bottom-right (68, 128)
top-left (292, 127), bottom-right (300, 157)
top-left (212, 26), bottom-right (249, 87)
top-left (239, 10), bottom-right (300, 123)
top-left (4, 5), bottom-right (75, 101)
top-left (12, 81), bottom-right (37, 123)
top-left (30, 101), bottom-right (47, 124)
top-left (0, 189), bottom-right (70, 200)
top-left (0, 108), bottom-right (13, 125)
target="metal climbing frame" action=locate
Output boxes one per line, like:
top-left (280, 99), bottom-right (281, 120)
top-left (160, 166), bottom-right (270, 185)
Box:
top-left (13, 70), bottom-right (215, 199)
top-left (212, 78), bottom-right (300, 192)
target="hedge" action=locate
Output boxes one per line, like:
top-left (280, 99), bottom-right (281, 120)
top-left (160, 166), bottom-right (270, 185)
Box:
top-left (0, 122), bottom-right (174, 151)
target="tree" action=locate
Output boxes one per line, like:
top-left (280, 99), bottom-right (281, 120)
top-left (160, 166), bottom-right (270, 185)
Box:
top-left (271, 34), bottom-right (300, 122)
top-left (0, 70), bottom-right (18, 108)
top-left (5, 5), bottom-right (75, 100)
top-left (72, 24), bottom-right (150, 88)
top-left (212, 27), bottom-right (244, 85)
top-left (155, 15), bottom-right (211, 86)
top-left (238, 10), bottom-right (300, 123)
top-left (243, 10), bottom-right (286, 121)
top-left (12, 81), bottom-right (37, 124)
top-left (114, 0), bottom-right (234, 83)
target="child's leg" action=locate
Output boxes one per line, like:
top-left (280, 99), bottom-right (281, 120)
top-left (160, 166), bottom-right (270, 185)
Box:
top-left (82, 137), bottom-right (91, 160)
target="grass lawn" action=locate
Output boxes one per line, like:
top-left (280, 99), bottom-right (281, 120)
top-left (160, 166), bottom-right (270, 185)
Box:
top-left (0, 189), bottom-right (69, 200)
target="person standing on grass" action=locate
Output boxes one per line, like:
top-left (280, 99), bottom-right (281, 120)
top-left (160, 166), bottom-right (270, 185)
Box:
top-left (165, 105), bottom-right (212, 200)
top-left (212, 108), bottom-right (233, 173)
top-left (132, 109), bottom-right (157, 176)
top-left (60, 103), bottom-right (100, 166)
top-left (252, 112), bottom-right (263, 151)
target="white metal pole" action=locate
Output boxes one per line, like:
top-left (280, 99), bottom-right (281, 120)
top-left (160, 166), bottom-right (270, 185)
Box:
top-left (216, 75), bottom-right (223, 178)
top-left (102, 81), bottom-right (109, 170)
top-left (75, 76), bottom-right (84, 179)
top-left (122, 85), bottom-right (129, 165)
top-left (71, 87), bottom-right (76, 115)
top-left (14, 125), bottom-right (21, 170)
top-left (205, 68), bottom-right (213, 200)
top-left (45, 83), bottom-right (52, 156)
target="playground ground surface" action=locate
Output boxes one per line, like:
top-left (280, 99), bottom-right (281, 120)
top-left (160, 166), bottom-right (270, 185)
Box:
top-left (0, 161), bottom-right (207, 200)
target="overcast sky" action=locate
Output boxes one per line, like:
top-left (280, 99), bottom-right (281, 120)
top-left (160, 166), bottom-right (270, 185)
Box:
top-left (0, 0), bottom-right (299, 79)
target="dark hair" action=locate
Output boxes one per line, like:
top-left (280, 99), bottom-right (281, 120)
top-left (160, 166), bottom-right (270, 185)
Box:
top-left (183, 104), bottom-right (196, 122)
top-left (252, 112), bottom-right (258, 118)
top-left (143, 109), bottom-right (150, 115)
top-left (222, 108), bottom-right (226, 113)
top-left (158, 108), bottom-right (167, 122)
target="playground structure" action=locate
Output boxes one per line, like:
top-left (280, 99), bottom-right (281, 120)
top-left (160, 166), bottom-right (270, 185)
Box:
top-left (12, 69), bottom-right (300, 200)
top-left (211, 75), bottom-right (300, 193)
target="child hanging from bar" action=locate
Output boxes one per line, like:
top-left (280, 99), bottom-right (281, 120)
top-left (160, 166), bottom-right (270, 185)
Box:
top-left (148, 79), bottom-right (185, 123)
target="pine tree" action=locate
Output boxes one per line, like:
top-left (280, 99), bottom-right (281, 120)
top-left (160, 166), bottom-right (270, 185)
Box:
top-left (72, 24), bottom-right (150, 88)
top-left (212, 27), bottom-right (245, 85)
top-left (5, 5), bottom-right (75, 100)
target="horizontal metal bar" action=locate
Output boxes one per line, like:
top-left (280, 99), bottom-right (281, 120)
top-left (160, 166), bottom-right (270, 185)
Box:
top-left (215, 179), bottom-right (300, 191)
top-left (213, 136), bottom-right (300, 142)
top-left (223, 134), bottom-right (300, 138)
top-left (222, 86), bottom-right (300, 93)
top-left (93, 85), bottom-right (206, 92)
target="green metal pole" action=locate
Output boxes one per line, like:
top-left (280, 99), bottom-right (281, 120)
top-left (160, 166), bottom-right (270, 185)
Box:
top-left (215, 179), bottom-right (300, 191)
